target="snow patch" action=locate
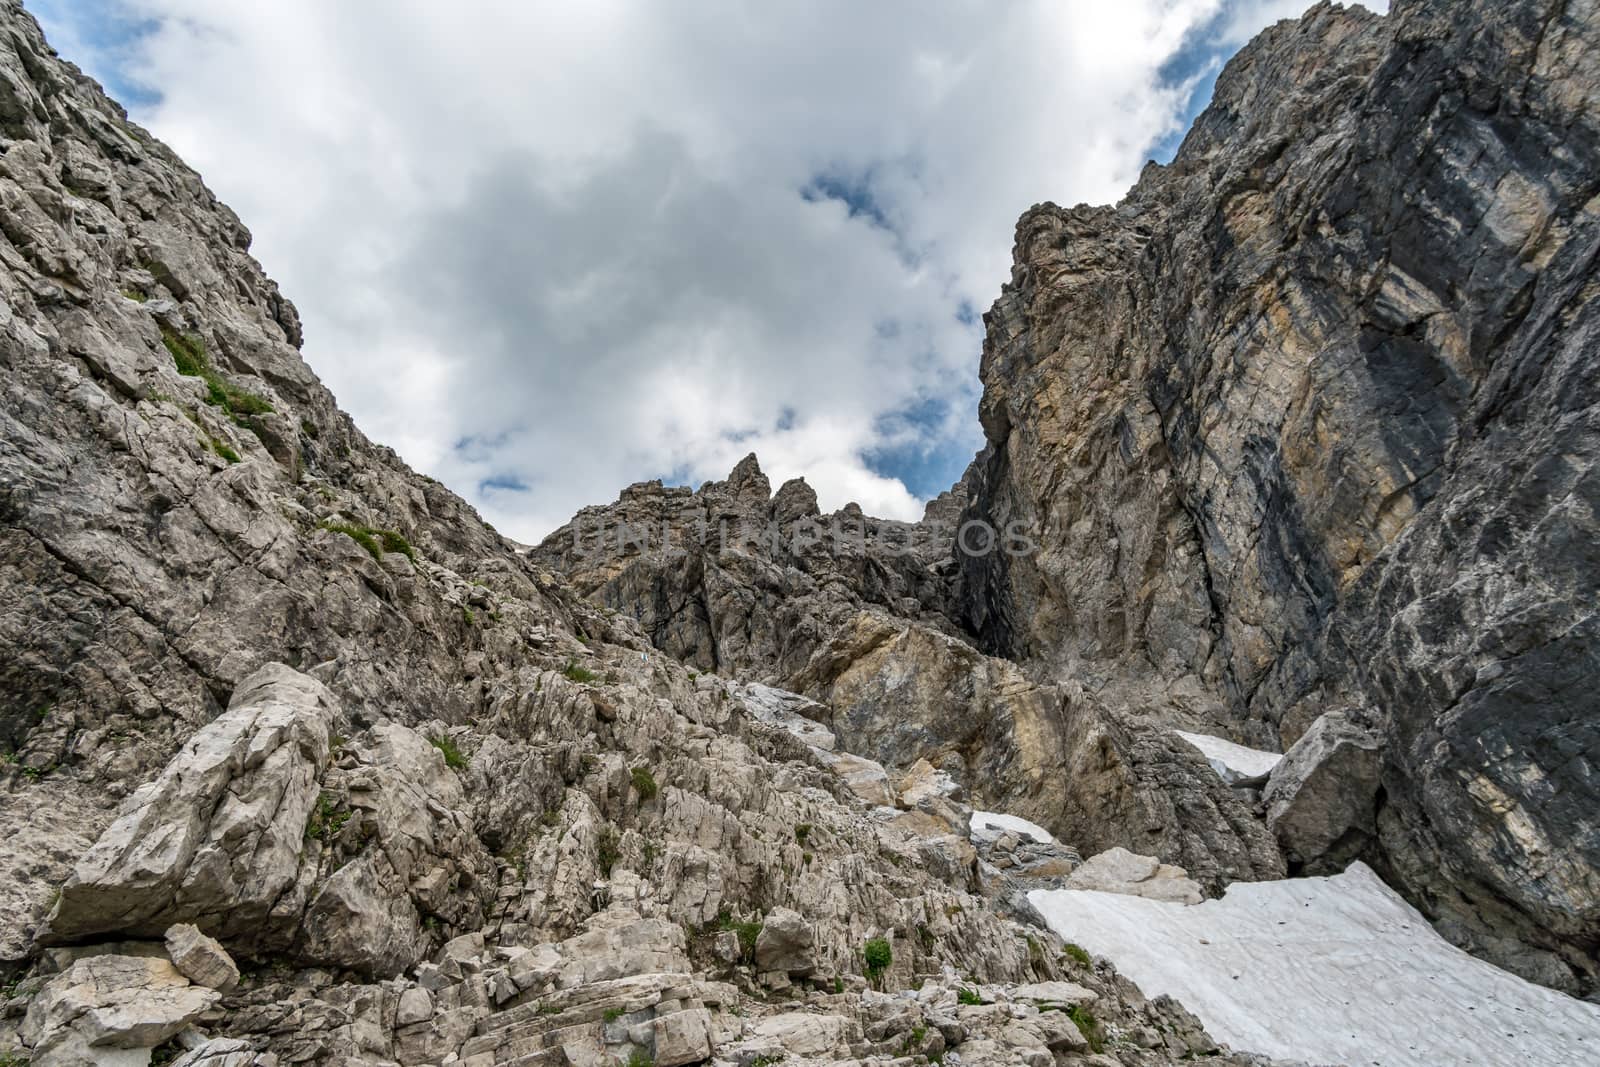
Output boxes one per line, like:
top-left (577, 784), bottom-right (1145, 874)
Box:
top-left (1030, 861), bottom-right (1600, 1066)
top-left (970, 811), bottom-right (1054, 844)
top-left (1173, 730), bottom-right (1282, 782)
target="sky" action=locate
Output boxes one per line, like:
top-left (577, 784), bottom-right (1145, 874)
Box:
top-left (28, 0), bottom-right (1385, 542)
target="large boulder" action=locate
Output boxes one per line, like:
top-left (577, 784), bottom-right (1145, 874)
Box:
top-left (21, 955), bottom-right (220, 1064)
top-left (1064, 848), bottom-right (1203, 905)
top-left (45, 663), bottom-right (336, 945)
top-left (1264, 710), bottom-right (1384, 870)
top-left (753, 906), bottom-right (815, 975)
top-left (43, 663), bottom-right (492, 978)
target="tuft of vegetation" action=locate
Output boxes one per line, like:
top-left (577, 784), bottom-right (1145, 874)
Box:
top-left (957, 985), bottom-right (982, 1006)
top-left (319, 521), bottom-right (416, 563)
top-left (161, 325), bottom-right (275, 423)
top-left (794, 823), bottom-right (811, 845)
top-left (749, 1056), bottom-right (786, 1067)
top-left (299, 418), bottom-right (320, 439)
top-left (1066, 1004), bottom-right (1105, 1053)
top-left (1062, 942), bottom-right (1092, 968)
top-left (630, 765), bottom-right (658, 802)
top-left (305, 791), bottom-right (351, 842)
top-left (429, 734), bottom-right (469, 771)
top-left (321, 521), bottom-right (382, 560)
top-left (900, 1025), bottom-right (928, 1055)
top-left (624, 1049), bottom-right (654, 1067)
top-left (377, 529), bottom-right (417, 561)
top-left (596, 825), bottom-right (620, 877)
top-left (863, 938), bottom-right (893, 982)
top-left (462, 606), bottom-right (477, 626)
top-left (121, 288), bottom-right (148, 303)
top-left (204, 435), bottom-right (241, 464)
top-left (563, 661), bottom-right (600, 684)
top-left (603, 1007), bottom-right (624, 1023)
top-left (833, 976), bottom-right (844, 995)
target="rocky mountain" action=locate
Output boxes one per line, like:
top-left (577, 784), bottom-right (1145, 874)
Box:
top-left (0, 0), bottom-right (1596, 1064)
top-left (538, 0), bottom-right (1600, 1001)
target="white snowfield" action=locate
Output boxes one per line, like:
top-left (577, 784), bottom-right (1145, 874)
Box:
top-left (1173, 730), bottom-right (1282, 781)
top-left (1030, 862), bottom-right (1600, 1066)
top-left (969, 811), bottom-right (1055, 844)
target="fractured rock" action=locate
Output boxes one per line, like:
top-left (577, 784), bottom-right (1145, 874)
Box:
top-left (21, 956), bottom-right (220, 1061)
top-left (1264, 710), bottom-right (1384, 869)
top-left (1064, 848), bottom-right (1204, 905)
top-left (45, 664), bottom-right (335, 946)
top-left (164, 924), bottom-right (240, 993)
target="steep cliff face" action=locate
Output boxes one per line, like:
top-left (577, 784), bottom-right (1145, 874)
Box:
top-left (958, 0), bottom-right (1599, 991)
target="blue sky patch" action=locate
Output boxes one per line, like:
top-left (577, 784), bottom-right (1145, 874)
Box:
top-left (27, 0), bottom-right (162, 111)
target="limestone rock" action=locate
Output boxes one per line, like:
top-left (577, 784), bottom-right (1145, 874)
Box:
top-left (651, 1007), bottom-right (713, 1067)
top-left (753, 906), bottom-right (814, 975)
top-left (1065, 848), bottom-right (1204, 905)
top-left (164, 924), bottom-right (239, 993)
top-left (46, 664), bottom-right (336, 946)
top-left (1264, 710), bottom-right (1385, 869)
top-left (20, 956), bottom-right (220, 1060)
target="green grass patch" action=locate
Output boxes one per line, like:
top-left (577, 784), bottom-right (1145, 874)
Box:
top-left (957, 985), bottom-right (982, 1005)
top-left (204, 435), bottom-right (241, 464)
top-left (161, 324), bottom-right (275, 422)
top-left (1067, 1005), bottom-right (1104, 1053)
top-left (630, 765), bottom-right (657, 802)
top-left (320, 521), bottom-right (416, 563)
top-left (429, 734), bottom-right (469, 770)
top-left (794, 823), bottom-right (811, 845)
top-left (1062, 942), bottom-right (1092, 967)
top-left (562, 661), bottom-right (599, 684)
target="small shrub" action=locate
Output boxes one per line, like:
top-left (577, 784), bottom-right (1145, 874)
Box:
top-left (462, 605), bottom-right (477, 626)
top-left (900, 1025), bottom-right (928, 1055)
top-left (563, 661), bottom-right (599, 684)
top-left (602, 1007), bottom-right (624, 1023)
top-left (429, 734), bottom-right (469, 771)
top-left (749, 1056), bottom-right (786, 1067)
top-left (596, 825), bottom-right (620, 876)
top-left (300, 418), bottom-right (320, 439)
top-left (863, 937), bottom-right (893, 981)
top-left (305, 791), bottom-right (351, 842)
top-left (833, 976), bottom-right (844, 994)
top-left (794, 823), bottom-right (811, 844)
top-left (630, 766), bottom-right (658, 802)
top-left (625, 1049), bottom-right (654, 1067)
top-left (1062, 942), bottom-right (1092, 967)
top-left (1067, 1004), bottom-right (1105, 1053)
top-left (957, 985), bottom-right (982, 1006)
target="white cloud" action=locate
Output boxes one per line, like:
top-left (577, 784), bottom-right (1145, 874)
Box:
top-left (28, 0), bottom-right (1374, 540)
